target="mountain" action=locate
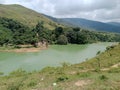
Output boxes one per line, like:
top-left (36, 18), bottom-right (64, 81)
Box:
top-left (0, 4), bottom-right (59, 29)
top-left (45, 15), bottom-right (120, 33)
top-left (107, 22), bottom-right (120, 27)
top-left (0, 4), bottom-right (120, 33)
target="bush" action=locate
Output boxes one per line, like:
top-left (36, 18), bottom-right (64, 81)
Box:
top-left (99, 75), bottom-right (108, 81)
top-left (61, 62), bottom-right (71, 68)
top-left (56, 75), bottom-right (69, 82)
top-left (57, 35), bottom-right (68, 45)
top-left (96, 51), bottom-right (101, 55)
top-left (0, 72), bottom-right (4, 75)
top-left (94, 68), bottom-right (100, 72)
top-left (7, 82), bottom-right (23, 90)
top-left (27, 80), bottom-right (37, 87)
top-left (106, 45), bottom-right (115, 51)
top-left (76, 72), bottom-right (90, 78)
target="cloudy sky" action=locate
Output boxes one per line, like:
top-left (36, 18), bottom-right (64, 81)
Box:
top-left (0, 0), bottom-right (120, 22)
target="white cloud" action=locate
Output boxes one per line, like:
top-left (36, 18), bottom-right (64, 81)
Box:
top-left (0, 0), bottom-right (5, 3)
top-left (0, 0), bottom-right (120, 22)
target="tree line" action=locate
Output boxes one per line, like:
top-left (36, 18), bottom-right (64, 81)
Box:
top-left (0, 17), bottom-right (120, 46)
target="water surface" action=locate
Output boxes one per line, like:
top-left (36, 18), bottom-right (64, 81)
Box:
top-left (0, 42), bottom-right (114, 74)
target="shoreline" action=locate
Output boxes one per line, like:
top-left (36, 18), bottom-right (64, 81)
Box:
top-left (0, 42), bottom-right (119, 75)
top-left (0, 42), bottom-right (118, 53)
top-left (0, 46), bottom-right (48, 53)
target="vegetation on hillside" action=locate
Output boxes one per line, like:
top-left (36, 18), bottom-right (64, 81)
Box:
top-left (0, 4), bottom-right (120, 47)
top-left (0, 17), bottom-right (34, 46)
top-left (0, 43), bottom-right (120, 90)
top-left (0, 17), bottom-right (120, 47)
top-left (0, 4), bottom-right (59, 29)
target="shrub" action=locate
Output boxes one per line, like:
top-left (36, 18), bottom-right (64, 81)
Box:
top-left (27, 80), bottom-right (37, 87)
top-left (61, 62), bottom-right (71, 68)
top-left (99, 75), bottom-right (108, 81)
top-left (106, 45), bottom-right (115, 51)
top-left (0, 72), bottom-right (4, 75)
top-left (96, 51), bottom-right (101, 55)
top-left (7, 82), bottom-right (23, 90)
top-left (56, 75), bottom-right (69, 82)
top-left (76, 72), bottom-right (90, 78)
top-left (94, 68), bottom-right (100, 72)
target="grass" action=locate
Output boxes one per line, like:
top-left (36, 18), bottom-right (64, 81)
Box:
top-left (0, 4), bottom-right (62, 30)
top-left (0, 43), bottom-right (120, 90)
top-left (77, 43), bottom-right (120, 69)
top-left (0, 68), bottom-right (120, 90)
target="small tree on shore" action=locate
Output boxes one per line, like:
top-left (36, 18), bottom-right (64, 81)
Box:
top-left (57, 35), bottom-right (68, 45)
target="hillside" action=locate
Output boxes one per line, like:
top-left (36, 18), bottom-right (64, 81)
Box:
top-left (0, 4), bottom-right (120, 33)
top-left (45, 15), bottom-right (120, 33)
top-left (107, 22), bottom-right (120, 27)
top-left (0, 4), bottom-right (59, 29)
top-left (0, 43), bottom-right (120, 90)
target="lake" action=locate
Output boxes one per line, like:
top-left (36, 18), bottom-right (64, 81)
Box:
top-left (0, 42), bottom-right (115, 75)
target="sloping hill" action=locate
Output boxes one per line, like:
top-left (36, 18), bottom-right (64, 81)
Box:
top-left (45, 15), bottom-right (120, 33)
top-left (1, 4), bottom-right (119, 33)
top-left (57, 18), bottom-right (120, 33)
top-left (78, 43), bottom-right (120, 69)
top-left (107, 22), bottom-right (120, 27)
top-left (0, 4), bottom-right (59, 29)
top-left (61, 18), bottom-right (120, 33)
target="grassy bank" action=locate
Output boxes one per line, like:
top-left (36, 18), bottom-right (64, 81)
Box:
top-left (0, 43), bottom-right (120, 90)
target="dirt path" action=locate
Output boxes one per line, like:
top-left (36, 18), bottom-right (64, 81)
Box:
top-left (101, 63), bottom-right (120, 71)
top-left (69, 63), bottom-right (120, 75)
top-left (75, 80), bottom-right (91, 87)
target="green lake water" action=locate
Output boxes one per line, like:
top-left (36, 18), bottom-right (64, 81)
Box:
top-left (0, 42), bottom-right (115, 74)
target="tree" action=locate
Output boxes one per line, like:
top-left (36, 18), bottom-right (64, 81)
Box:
top-left (66, 30), bottom-right (77, 44)
top-left (34, 21), bottom-right (44, 40)
top-left (73, 27), bottom-right (80, 32)
top-left (35, 21), bottom-right (44, 33)
top-left (77, 32), bottom-right (88, 44)
top-left (0, 17), bottom-right (36, 45)
top-left (55, 27), bottom-right (64, 38)
top-left (57, 35), bottom-right (68, 45)
top-left (0, 29), bottom-right (12, 46)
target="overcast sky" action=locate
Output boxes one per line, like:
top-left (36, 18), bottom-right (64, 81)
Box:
top-left (0, 0), bottom-right (120, 22)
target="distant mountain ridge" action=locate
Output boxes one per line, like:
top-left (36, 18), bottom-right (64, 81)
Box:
top-left (44, 15), bottom-right (120, 33)
top-left (60, 18), bottom-right (120, 33)
top-left (0, 4), bottom-right (120, 33)
top-left (107, 22), bottom-right (120, 27)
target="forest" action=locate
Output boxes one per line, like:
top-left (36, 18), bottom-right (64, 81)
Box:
top-left (0, 17), bottom-right (120, 46)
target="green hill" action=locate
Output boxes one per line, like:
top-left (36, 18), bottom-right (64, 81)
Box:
top-left (0, 4), bottom-right (59, 29)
